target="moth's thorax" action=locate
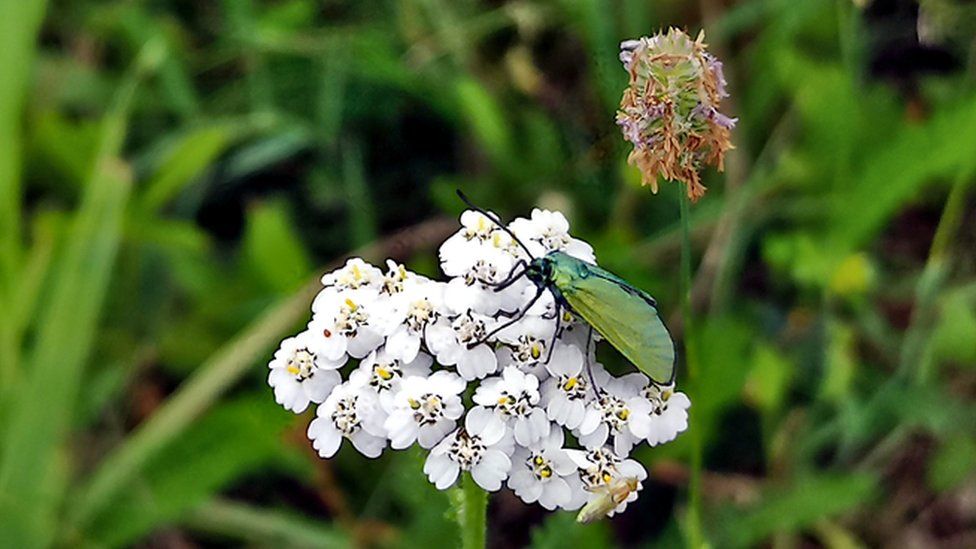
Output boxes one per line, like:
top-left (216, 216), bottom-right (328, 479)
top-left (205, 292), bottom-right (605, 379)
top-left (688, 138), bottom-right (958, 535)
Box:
top-left (524, 256), bottom-right (554, 288)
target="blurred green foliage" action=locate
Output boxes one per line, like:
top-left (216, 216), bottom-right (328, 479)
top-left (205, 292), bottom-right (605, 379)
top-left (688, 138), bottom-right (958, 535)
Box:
top-left (0, 0), bottom-right (974, 547)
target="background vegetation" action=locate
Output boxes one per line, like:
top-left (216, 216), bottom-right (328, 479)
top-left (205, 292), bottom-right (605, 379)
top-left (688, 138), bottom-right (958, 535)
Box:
top-left (1, 0), bottom-right (974, 547)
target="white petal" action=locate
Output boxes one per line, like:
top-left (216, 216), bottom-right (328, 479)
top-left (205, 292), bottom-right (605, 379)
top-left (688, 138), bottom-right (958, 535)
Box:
top-left (465, 406), bottom-right (494, 434)
top-left (347, 329), bottom-right (383, 358)
top-left (564, 401), bottom-right (586, 430)
top-left (472, 451), bottom-right (510, 491)
top-left (387, 328), bottom-right (419, 363)
top-left (538, 477), bottom-right (571, 510)
top-left (351, 432), bottom-right (386, 458)
top-left (315, 330), bottom-right (348, 361)
top-left (385, 413), bottom-right (419, 449)
top-left (614, 432), bottom-right (635, 457)
top-left (418, 420), bottom-right (455, 449)
top-left (425, 453), bottom-right (460, 490)
top-left (302, 370), bottom-right (341, 403)
top-left (628, 412), bottom-right (652, 439)
top-left (513, 474), bottom-right (543, 504)
top-left (308, 418), bottom-right (342, 458)
top-left (545, 344), bottom-right (583, 377)
top-left (272, 376), bottom-right (308, 413)
top-left (514, 417), bottom-right (533, 446)
top-left (459, 345), bottom-right (497, 380)
top-left (508, 469), bottom-right (537, 497)
top-left (578, 408), bottom-right (601, 435)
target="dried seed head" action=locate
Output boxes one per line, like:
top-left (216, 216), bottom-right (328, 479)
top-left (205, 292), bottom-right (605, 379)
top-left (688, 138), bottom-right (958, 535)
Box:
top-left (616, 28), bottom-right (736, 202)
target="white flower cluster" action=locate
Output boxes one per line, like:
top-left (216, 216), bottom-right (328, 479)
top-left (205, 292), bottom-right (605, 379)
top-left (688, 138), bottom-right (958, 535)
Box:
top-left (267, 207), bottom-right (690, 519)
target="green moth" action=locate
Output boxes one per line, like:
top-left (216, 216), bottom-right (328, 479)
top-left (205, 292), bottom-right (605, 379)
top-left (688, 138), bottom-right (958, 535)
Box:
top-left (458, 191), bottom-right (676, 384)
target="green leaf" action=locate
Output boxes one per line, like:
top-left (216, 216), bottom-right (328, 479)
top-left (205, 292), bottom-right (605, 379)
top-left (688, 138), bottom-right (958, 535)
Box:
top-left (745, 344), bottom-right (794, 416)
top-left (140, 125), bottom-right (238, 212)
top-left (694, 317), bottom-right (753, 438)
top-left (242, 200), bottom-right (312, 292)
top-left (455, 77), bottom-right (514, 166)
top-left (931, 293), bottom-right (976, 366)
top-left (712, 473), bottom-right (878, 548)
top-left (928, 435), bottom-right (976, 492)
top-left (827, 98), bottom-right (976, 251)
top-left (821, 320), bottom-right (857, 404)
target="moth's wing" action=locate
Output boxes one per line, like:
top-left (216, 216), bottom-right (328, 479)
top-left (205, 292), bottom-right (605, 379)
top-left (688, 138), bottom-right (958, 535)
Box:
top-left (555, 260), bottom-right (675, 384)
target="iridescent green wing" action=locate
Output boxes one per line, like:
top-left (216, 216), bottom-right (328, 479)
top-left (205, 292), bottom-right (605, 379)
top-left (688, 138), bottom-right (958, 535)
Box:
top-left (548, 252), bottom-right (675, 383)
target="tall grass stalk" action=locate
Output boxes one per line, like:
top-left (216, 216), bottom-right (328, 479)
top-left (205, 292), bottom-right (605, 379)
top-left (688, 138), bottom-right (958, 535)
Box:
top-left (0, 0), bottom-right (49, 403)
top-left (679, 189), bottom-right (705, 548)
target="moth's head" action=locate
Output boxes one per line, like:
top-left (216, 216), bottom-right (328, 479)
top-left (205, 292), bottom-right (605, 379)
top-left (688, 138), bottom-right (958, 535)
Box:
top-left (524, 256), bottom-right (553, 287)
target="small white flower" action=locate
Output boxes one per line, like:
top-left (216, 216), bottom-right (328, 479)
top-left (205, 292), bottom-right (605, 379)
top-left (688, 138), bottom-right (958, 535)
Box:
top-left (510, 208), bottom-right (595, 262)
top-left (307, 379), bottom-right (388, 459)
top-left (348, 347), bottom-right (432, 398)
top-left (309, 288), bottom-right (385, 360)
top-left (267, 331), bottom-right (345, 414)
top-left (642, 381), bottom-right (691, 446)
top-left (425, 311), bottom-right (498, 380)
top-left (507, 429), bottom-right (578, 510)
top-left (378, 259), bottom-right (423, 296)
top-left (423, 410), bottom-right (514, 491)
top-left (384, 371), bottom-right (466, 449)
top-left (442, 242), bottom-right (524, 316)
top-left (472, 366), bottom-right (550, 446)
top-left (496, 315), bottom-right (558, 379)
top-left (540, 344), bottom-right (590, 429)
top-left (321, 258), bottom-right (383, 291)
top-left (380, 277), bottom-right (446, 363)
top-left (577, 373), bottom-right (654, 456)
top-left (439, 210), bottom-right (507, 261)
top-left (566, 447), bottom-right (647, 519)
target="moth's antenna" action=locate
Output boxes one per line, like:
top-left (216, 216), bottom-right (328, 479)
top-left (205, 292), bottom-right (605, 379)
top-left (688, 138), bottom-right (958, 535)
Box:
top-left (455, 189), bottom-right (535, 258)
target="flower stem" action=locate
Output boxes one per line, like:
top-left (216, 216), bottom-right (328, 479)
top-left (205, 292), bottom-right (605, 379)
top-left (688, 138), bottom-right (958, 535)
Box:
top-left (678, 189), bottom-right (704, 548)
top-left (452, 473), bottom-right (487, 549)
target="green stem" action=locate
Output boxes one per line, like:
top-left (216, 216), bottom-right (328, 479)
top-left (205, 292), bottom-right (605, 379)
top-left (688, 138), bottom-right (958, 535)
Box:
top-left (679, 189), bottom-right (704, 548)
top-left (452, 473), bottom-right (487, 549)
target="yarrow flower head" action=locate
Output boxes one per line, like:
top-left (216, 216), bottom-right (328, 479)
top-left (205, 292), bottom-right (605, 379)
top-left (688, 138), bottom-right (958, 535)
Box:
top-left (617, 28), bottom-right (736, 202)
top-left (266, 202), bottom-right (691, 522)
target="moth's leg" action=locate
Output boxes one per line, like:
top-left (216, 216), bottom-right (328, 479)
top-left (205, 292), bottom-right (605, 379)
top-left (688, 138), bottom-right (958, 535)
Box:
top-left (495, 308), bottom-right (523, 319)
top-left (469, 285), bottom-right (545, 348)
top-left (484, 261), bottom-right (530, 318)
top-left (544, 303), bottom-right (563, 364)
top-left (488, 260), bottom-right (527, 291)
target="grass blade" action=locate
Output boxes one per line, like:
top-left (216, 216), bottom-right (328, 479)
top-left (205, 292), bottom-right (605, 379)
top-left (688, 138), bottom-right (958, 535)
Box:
top-left (0, 38), bottom-right (164, 548)
top-left (0, 0), bottom-right (49, 402)
top-left (184, 498), bottom-right (350, 548)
